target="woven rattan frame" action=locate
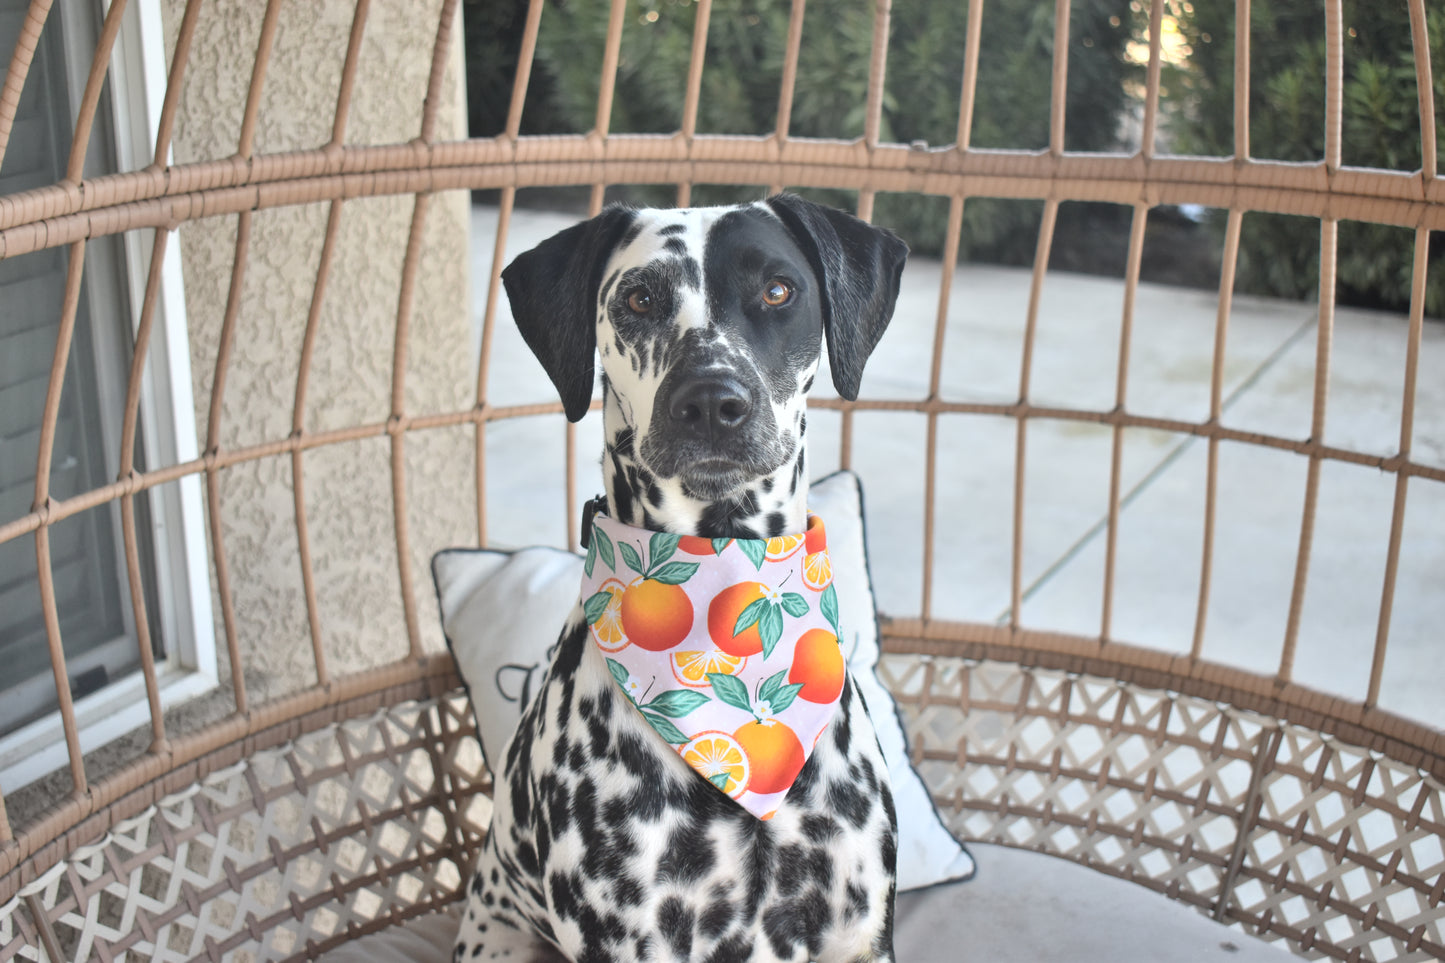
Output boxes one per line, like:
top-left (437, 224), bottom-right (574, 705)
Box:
top-left (1, 0), bottom-right (1441, 959)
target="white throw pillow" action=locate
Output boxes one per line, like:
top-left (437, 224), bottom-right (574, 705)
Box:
top-left (431, 470), bottom-right (975, 891)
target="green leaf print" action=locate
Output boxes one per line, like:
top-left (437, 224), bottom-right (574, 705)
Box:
top-left (758, 603), bottom-right (784, 660)
top-left (646, 689), bottom-right (710, 718)
top-left (708, 672), bottom-right (753, 714)
top-left (606, 657), bottom-right (631, 690)
top-left (584, 591), bottom-right (614, 625)
top-left (758, 669), bottom-right (788, 707)
top-left (768, 682), bottom-right (805, 714)
top-left (779, 592), bottom-right (809, 618)
top-left (619, 540), bottom-right (644, 575)
top-left (584, 537), bottom-right (597, 578)
top-left (594, 527), bottom-right (616, 573)
top-left (648, 561), bottom-right (699, 585)
top-left (708, 772), bottom-right (732, 791)
top-left (733, 597), bottom-right (769, 637)
top-left (641, 711), bottom-right (689, 745)
top-left (820, 583), bottom-right (841, 636)
top-left (711, 538), bottom-right (732, 555)
top-left (649, 532), bottom-right (679, 570)
top-left (738, 539), bottom-right (766, 570)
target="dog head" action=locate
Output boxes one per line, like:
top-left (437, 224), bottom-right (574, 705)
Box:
top-left (503, 194), bottom-right (907, 527)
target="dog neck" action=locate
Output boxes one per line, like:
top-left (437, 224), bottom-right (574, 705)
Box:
top-left (599, 387), bottom-right (809, 540)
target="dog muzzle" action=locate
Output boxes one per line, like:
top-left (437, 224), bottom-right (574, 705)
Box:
top-left (578, 511), bottom-right (844, 819)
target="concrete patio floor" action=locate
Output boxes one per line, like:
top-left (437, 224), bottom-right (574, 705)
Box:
top-left (468, 203), bottom-right (1443, 959)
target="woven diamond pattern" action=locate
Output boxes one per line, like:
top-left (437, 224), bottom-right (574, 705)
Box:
top-left (880, 655), bottom-right (1445, 961)
top-left (4, 695), bottom-right (487, 962)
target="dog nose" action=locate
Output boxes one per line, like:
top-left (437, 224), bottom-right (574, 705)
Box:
top-left (669, 378), bottom-right (753, 437)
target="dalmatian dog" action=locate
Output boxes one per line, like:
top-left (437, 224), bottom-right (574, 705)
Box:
top-left (454, 194), bottom-right (908, 963)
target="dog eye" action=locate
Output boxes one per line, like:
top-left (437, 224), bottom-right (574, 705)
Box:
top-left (626, 287), bottom-right (653, 313)
top-left (762, 279), bottom-right (792, 307)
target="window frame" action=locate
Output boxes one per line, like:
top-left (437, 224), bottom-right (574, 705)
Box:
top-left (0, 0), bottom-right (216, 790)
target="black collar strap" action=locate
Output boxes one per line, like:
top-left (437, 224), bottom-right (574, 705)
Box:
top-left (580, 493), bottom-right (608, 550)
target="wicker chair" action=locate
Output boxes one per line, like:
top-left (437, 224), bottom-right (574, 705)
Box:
top-left (0, 1), bottom-right (1441, 960)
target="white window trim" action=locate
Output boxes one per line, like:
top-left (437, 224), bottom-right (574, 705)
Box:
top-left (0, 0), bottom-right (216, 791)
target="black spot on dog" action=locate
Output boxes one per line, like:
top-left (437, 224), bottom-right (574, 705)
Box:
top-left (832, 702), bottom-right (853, 755)
top-left (699, 490), bottom-right (762, 539)
top-left (549, 870), bottom-right (580, 920)
top-left (613, 873), bottom-right (643, 906)
top-left (801, 813), bottom-right (840, 843)
top-left (616, 729), bottom-right (664, 784)
top-left (737, 818), bottom-right (776, 918)
top-left (829, 778), bottom-right (872, 829)
top-left (845, 881), bottom-right (869, 921)
top-left (660, 222), bottom-right (686, 236)
top-left (544, 776), bottom-right (571, 835)
top-left (761, 886), bottom-right (830, 959)
top-left (575, 903), bottom-right (627, 961)
top-left (880, 826), bottom-right (898, 873)
top-left (788, 747), bottom-right (822, 807)
top-left (777, 843), bottom-right (808, 895)
top-left (516, 840), bottom-right (539, 877)
top-left (664, 237), bottom-right (688, 257)
top-left (658, 896), bottom-right (695, 956)
top-left (802, 374), bottom-right (814, 392)
top-left (610, 452), bottom-right (635, 523)
top-left (552, 622), bottom-right (587, 680)
top-left (573, 776), bottom-right (599, 837)
top-left (873, 882), bottom-right (898, 958)
top-left (765, 511), bottom-right (785, 537)
top-left (659, 822), bottom-right (715, 883)
top-left (761, 475), bottom-right (773, 493)
top-left (703, 935), bottom-right (754, 963)
top-left (676, 255), bottom-right (702, 289)
top-left (700, 897), bottom-right (737, 939)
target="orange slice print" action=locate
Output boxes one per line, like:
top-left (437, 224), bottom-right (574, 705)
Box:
top-left (763, 533), bottom-right (806, 561)
top-left (681, 730), bottom-right (750, 797)
top-left (671, 650), bottom-right (747, 688)
top-left (801, 551), bottom-right (832, 590)
top-left (589, 578), bottom-right (629, 651)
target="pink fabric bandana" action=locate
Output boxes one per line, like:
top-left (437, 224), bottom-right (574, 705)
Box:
top-left (579, 511), bottom-right (844, 819)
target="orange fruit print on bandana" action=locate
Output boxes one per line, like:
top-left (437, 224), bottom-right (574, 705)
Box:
top-left (579, 512), bottom-right (844, 819)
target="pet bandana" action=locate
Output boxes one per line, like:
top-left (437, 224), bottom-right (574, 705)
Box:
top-left (578, 510), bottom-right (844, 819)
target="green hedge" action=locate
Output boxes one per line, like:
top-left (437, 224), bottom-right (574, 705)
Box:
top-left (464, 1), bottom-right (1439, 313)
top-left (1165, 0), bottom-right (1444, 315)
top-left (464, 0), bottom-right (1137, 269)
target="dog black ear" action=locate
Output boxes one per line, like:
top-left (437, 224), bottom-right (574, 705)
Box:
top-left (765, 193), bottom-right (908, 400)
top-left (501, 207), bottom-right (638, 422)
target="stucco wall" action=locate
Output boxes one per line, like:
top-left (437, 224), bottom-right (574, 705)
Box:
top-left (161, 0), bottom-right (473, 700)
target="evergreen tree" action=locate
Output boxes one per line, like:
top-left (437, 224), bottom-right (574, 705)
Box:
top-left (1164, 0), bottom-right (1444, 314)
